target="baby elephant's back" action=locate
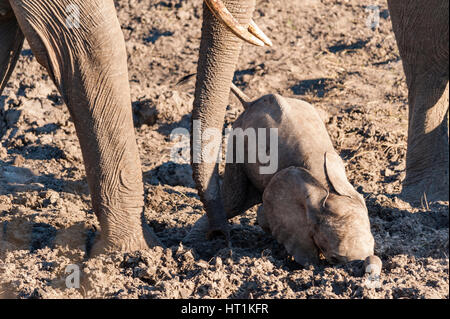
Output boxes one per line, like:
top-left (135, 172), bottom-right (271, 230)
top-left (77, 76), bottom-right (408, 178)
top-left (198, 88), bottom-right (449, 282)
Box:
top-left (232, 94), bottom-right (335, 190)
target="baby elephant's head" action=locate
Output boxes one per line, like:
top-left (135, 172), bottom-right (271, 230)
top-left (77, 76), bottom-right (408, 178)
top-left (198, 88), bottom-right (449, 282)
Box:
top-left (261, 152), bottom-right (374, 266)
top-left (312, 192), bottom-right (374, 264)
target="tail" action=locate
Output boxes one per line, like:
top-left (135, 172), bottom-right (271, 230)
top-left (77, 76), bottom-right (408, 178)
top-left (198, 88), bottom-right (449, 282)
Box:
top-left (175, 73), bottom-right (196, 87)
top-left (230, 83), bottom-right (251, 109)
top-left (176, 73), bottom-right (252, 109)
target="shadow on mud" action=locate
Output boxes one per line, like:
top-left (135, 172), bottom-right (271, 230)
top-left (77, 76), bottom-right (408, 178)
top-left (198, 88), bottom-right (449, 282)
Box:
top-left (365, 194), bottom-right (449, 260)
top-left (327, 39), bottom-right (369, 54)
top-left (0, 218), bottom-right (92, 257)
top-left (0, 160), bottom-right (89, 197)
top-left (291, 77), bottom-right (336, 98)
top-left (8, 145), bottom-right (64, 161)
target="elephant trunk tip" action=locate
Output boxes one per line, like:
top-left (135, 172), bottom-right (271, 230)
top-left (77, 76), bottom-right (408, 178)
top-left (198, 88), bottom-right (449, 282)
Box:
top-left (364, 255), bottom-right (382, 276)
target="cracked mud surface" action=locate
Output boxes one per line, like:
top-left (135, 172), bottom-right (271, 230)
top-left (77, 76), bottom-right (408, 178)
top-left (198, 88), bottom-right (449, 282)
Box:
top-left (0, 0), bottom-right (448, 299)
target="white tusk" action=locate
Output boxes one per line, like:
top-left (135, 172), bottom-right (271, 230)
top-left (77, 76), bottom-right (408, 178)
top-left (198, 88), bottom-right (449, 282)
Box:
top-left (204, 0), bottom-right (265, 47)
top-left (248, 20), bottom-right (273, 47)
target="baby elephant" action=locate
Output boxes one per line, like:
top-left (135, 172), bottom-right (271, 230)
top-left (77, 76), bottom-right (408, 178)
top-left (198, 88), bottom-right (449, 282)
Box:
top-left (222, 85), bottom-right (376, 266)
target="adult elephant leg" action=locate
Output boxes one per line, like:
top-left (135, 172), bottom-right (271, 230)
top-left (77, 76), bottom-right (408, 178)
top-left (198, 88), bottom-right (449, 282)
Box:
top-left (192, 0), bottom-right (256, 238)
top-left (388, 0), bottom-right (449, 203)
top-left (0, 2), bottom-right (24, 94)
top-left (9, 0), bottom-right (160, 254)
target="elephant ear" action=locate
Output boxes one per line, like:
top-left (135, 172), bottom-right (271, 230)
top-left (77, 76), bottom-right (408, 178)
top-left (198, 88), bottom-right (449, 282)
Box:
top-left (325, 152), bottom-right (357, 196)
top-left (325, 152), bottom-right (366, 207)
top-left (262, 166), bottom-right (328, 266)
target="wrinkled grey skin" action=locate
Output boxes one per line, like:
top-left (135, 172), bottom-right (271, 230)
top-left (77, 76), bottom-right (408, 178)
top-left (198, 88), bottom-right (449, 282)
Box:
top-left (1, 0), bottom-right (162, 255)
top-left (192, 0), bottom-right (257, 239)
top-left (387, 1), bottom-right (449, 203)
top-left (222, 93), bottom-right (375, 265)
top-left (192, 0), bottom-right (448, 240)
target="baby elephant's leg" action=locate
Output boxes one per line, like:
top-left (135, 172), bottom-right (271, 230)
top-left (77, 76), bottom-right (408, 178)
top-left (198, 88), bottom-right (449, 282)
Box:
top-left (9, 0), bottom-right (160, 255)
top-left (256, 205), bottom-right (270, 233)
top-left (222, 162), bottom-right (262, 219)
top-left (184, 163), bottom-right (261, 244)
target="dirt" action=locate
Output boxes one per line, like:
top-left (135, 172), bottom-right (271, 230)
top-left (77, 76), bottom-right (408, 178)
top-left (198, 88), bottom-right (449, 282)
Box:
top-left (0, 0), bottom-right (448, 299)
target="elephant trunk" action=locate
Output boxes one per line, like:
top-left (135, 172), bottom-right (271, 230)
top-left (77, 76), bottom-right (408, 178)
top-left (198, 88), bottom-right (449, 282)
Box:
top-left (192, 0), bottom-right (256, 236)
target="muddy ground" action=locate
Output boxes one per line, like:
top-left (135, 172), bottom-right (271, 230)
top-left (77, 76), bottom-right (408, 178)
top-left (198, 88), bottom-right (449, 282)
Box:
top-left (0, 0), bottom-right (448, 299)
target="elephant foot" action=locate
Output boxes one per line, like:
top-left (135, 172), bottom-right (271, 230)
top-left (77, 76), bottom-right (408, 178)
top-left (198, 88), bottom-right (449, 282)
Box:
top-left (90, 223), bottom-right (162, 257)
top-left (183, 215), bottom-right (209, 244)
top-left (206, 209), bottom-right (230, 242)
top-left (206, 224), bottom-right (230, 242)
top-left (400, 169), bottom-right (449, 205)
top-left (183, 215), bottom-right (230, 246)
